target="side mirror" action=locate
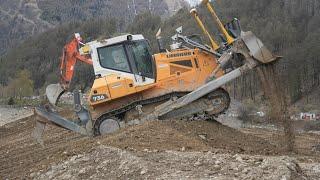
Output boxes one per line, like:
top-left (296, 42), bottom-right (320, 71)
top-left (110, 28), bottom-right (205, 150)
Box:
top-left (156, 28), bottom-right (165, 53)
top-left (127, 34), bottom-right (133, 41)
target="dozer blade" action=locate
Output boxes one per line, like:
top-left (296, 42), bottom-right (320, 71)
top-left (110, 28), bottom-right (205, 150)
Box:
top-left (241, 31), bottom-right (279, 64)
top-left (32, 89), bottom-right (94, 144)
top-left (34, 106), bottom-right (91, 136)
top-left (46, 83), bottom-right (65, 105)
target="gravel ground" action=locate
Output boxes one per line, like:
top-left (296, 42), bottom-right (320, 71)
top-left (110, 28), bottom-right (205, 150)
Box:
top-left (0, 106), bottom-right (33, 126)
top-left (34, 146), bottom-right (308, 180)
top-left (1, 108), bottom-right (320, 179)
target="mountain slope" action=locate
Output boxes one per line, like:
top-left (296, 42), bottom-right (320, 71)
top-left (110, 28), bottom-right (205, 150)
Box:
top-left (0, 0), bottom-right (52, 54)
top-left (0, 0), bottom-right (188, 55)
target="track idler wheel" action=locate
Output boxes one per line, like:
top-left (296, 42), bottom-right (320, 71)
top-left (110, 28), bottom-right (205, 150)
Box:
top-left (94, 117), bottom-right (120, 136)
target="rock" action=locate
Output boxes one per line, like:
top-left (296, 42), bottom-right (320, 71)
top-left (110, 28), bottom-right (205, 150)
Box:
top-left (233, 167), bottom-right (239, 171)
top-left (242, 168), bottom-right (249, 174)
top-left (79, 168), bottom-right (86, 174)
top-left (280, 175), bottom-right (289, 180)
top-left (194, 160), bottom-right (202, 166)
top-left (81, 157), bottom-right (91, 162)
top-left (46, 171), bottom-right (53, 177)
top-left (140, 169), bottom-right (147, 175)
top-left (181, 147), bottom-right (186, 152)
top-left (70, 156), bottom-right (77, 162)
top-left (29, 172), bottom-right (36, 178)
top-left (286, 161), bottom-right (302, 173)
top-left (63, 174), bottom-right (72, 179)
top-left (234, 154), bottom-right (243, 162)
top-left (198, 134), bottom-right (207, 140)
top-left (312, 164), bottom-right (320, 172)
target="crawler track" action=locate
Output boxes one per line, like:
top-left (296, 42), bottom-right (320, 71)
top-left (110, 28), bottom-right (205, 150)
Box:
top-left (93, 88), bottom-right (230, 136)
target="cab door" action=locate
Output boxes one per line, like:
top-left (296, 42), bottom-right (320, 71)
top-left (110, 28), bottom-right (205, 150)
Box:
top-left (126, 40), bottom-right (156, 86)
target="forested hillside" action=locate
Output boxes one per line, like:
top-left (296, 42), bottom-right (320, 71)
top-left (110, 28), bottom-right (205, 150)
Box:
top-left (125, 0), bottom-right (320, 103)
top-left (219, 0), bottom-right (320, 103)
top-left (0, 0), bottom-right (319, 104)
top-left (0, 0), bottom-right (187, 55)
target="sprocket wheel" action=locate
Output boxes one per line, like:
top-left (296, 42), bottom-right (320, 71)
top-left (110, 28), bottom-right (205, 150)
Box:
top-left (205, 88), bottom-right (230, 116)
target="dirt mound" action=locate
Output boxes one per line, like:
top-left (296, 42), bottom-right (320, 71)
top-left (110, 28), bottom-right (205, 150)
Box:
top-left (99, 121), bottom-right (207, 152)
top-left (99, 120), bottom-right (277, 155)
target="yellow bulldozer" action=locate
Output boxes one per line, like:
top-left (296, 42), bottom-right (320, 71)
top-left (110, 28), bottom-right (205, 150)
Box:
top-left (33, 0), bottom-right (279, 141)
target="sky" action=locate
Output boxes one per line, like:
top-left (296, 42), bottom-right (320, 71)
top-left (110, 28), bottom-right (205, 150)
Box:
top-left (185, 0), bottom-right (202, 7)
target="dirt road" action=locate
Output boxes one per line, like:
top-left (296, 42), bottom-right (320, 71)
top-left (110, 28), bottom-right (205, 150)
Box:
top-left (1, 114), bottom-right (320, 179)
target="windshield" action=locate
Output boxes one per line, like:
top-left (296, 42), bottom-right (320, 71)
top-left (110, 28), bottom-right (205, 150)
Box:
top-left (97, 40), bottom-right (154, 78)
top-left (98, 44), bottom-right (131, 73)
top-left (130, 41), bottom-right (154, 79)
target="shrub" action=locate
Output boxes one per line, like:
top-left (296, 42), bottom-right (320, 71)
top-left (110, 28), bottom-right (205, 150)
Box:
top-left (8, 97), bottom-right (15, 105)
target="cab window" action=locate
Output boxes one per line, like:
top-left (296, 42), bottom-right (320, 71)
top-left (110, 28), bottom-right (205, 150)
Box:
top-left (130, 41), bottom-right (154, 78)
top-left (98, 44), bottom-right (131, 73)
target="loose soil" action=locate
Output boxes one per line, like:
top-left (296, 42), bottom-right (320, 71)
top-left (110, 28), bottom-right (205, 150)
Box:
top-left (257, 63), bottom-right (296, 151)
top-left (1, 113), bottom-right (320, 179)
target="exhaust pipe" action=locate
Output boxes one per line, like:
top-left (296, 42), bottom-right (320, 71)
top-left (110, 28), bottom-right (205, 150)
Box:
top-left (156, 28), bottom-right (166, 53)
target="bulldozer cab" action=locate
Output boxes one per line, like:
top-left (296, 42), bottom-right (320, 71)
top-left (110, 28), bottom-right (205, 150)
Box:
top-left (91, 34), bottom-right (156, 86)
